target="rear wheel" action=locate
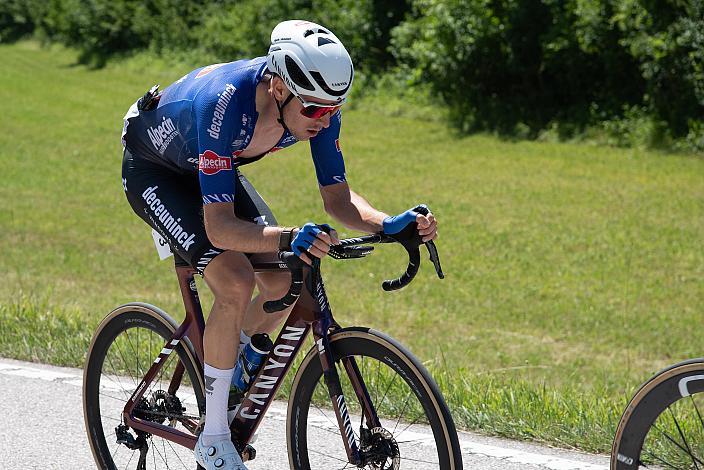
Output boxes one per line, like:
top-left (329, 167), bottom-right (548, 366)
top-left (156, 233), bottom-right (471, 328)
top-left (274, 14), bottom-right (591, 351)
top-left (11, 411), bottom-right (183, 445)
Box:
top-left (287, 328), bottom-right (463, 470)
top-left (83, 303), bottom-right (205, 470)
top-left (612, 358), bottom-right (704, 469)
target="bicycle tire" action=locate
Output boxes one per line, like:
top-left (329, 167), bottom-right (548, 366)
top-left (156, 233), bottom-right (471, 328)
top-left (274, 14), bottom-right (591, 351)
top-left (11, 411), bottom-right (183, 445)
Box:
top-left (612, 358), bottom-right (704, 469)
top-left (287, 327), bottom-right (463, 470)
top-left (83, 303), bottom-right (205, 470)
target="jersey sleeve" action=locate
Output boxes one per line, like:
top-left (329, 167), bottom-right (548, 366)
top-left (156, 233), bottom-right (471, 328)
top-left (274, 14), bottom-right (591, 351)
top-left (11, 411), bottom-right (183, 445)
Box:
top-left (194, 82), bottom-right (242, 205)
top-left (309, 110), bottom-right (347, 186)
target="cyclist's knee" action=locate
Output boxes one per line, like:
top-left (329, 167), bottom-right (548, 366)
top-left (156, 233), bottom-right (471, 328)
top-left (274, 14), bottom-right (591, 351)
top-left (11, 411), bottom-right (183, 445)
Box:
top-left (256, 272), bottom-right (292, 300)
top-left (203, 251), bottom-right (256, 302)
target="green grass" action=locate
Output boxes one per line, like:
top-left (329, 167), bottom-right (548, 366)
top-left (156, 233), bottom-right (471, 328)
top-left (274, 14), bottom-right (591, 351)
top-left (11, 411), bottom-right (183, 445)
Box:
top-left (1, 41), bottom-right (703, 453)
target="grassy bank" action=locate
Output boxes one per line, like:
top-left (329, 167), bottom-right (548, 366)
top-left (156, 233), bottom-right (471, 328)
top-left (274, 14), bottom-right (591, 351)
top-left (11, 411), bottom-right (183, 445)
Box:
top-left (1, 41), bottom-right (702, 453)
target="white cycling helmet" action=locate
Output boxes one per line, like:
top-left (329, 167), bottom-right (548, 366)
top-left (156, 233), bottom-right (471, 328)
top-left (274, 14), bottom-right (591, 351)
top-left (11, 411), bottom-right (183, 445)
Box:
top-left (267, 20), bottom-right (354, 104)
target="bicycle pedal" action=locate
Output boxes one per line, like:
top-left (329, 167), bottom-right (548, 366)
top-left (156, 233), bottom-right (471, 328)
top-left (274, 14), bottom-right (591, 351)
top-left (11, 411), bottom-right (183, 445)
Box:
top-left (241, 444), bottom-right (256, 462)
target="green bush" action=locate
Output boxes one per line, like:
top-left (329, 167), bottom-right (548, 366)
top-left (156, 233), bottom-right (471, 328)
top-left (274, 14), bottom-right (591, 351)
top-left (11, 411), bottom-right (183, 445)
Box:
top-left (4, 0), bottom-right (408, 70)
top-left (392, 0), bottom-right (703, 147)
top-left (194, 0), bottom-right (409, 71)
top-left (0, 0), bottom-right (36, 43)
top-left (676, 119), bottom-right (704, 153)
top-left (391, 0), bottom-right (642, 135)
top-left (612, 0), bottom-right (704, 136)
top-left (18, 0), bottom-right (216, 66)
top-left (1, 0), bottom-right (701, 151)
top-left (25, 0), bottom-right (148, 65)
top-left (194, 0), bottom-right (297, 64)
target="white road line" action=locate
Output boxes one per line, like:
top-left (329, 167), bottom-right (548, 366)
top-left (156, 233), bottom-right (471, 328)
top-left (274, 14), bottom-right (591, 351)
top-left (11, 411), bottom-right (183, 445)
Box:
top-left (459, 441), bottom-right (608, 470)
top-left (0, 364), bottom-right (75, 380)
top-left (0, 360), bottom-right (608, 470)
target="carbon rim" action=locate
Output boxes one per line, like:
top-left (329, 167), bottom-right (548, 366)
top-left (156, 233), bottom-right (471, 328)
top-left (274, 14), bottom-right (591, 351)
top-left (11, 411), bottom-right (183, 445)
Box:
top-left (84, 309), bottom-right (204, 470)
top-left (613, 361), bottom-right (704, 469)
top-left (288, 333), bottom-right (456, 469)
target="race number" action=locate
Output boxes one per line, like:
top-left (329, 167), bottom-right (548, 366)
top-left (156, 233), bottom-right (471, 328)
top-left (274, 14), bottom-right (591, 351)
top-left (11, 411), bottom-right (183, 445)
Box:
top-left (151, 229), bottom-right (173, 260)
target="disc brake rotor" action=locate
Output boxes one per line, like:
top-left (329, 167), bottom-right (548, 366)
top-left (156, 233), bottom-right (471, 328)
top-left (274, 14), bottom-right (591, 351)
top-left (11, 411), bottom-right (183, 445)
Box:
top-left (362, 427), bottom-right (400, 470)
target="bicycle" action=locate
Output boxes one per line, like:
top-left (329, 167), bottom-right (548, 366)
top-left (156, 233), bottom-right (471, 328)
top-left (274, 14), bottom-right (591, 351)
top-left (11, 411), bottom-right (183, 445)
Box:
top-left (611, 358), bottom-right (704, 469)
top-left (83, 208), bottom-right (464, 469)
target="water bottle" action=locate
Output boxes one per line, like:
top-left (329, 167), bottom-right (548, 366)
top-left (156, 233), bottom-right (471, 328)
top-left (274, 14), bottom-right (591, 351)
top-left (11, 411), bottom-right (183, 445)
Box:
top-left (228, 333), bottom-right (273, 421)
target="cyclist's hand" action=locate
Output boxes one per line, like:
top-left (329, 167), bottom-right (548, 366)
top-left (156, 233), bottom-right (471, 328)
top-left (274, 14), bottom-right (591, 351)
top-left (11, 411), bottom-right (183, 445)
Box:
top-left (383, 205), bottom-right (438, 243)
top-left (291, 223), bottom-right (339, 265)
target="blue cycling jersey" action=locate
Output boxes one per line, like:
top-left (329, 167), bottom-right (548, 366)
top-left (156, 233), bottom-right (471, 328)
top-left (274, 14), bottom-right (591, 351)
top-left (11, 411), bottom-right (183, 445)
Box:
top-left (121, 57), bottom-right (347, 205)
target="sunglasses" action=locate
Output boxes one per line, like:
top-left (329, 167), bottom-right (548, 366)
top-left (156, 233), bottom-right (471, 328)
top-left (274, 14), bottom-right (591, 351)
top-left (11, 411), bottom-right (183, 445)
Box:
top-left (296, 95), bottom-right (342, 119)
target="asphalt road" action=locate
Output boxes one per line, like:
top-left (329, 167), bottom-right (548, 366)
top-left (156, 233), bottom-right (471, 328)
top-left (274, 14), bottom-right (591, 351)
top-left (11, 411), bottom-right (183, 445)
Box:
top-left (0, 357), bottom-right (610, 469)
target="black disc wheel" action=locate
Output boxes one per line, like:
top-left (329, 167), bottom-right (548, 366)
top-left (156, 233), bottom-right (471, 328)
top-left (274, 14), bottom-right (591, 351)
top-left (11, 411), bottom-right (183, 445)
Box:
top-left (612, 359), bottom-right (704, 469)
top-left (287, 328), bottom-right (463, 470)
top-left (83, 303), bottom-right (204, 469)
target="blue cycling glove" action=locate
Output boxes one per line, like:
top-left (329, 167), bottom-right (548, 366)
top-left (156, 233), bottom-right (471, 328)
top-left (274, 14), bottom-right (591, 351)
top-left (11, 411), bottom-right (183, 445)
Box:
top-left (291, 223), bottom-right (334, 257)
top-left (382, 205), bottom-right (426, 235)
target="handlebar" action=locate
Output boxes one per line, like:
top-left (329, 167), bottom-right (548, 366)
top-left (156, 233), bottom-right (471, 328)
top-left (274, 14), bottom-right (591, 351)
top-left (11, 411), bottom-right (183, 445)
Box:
top-left (262, 251), bottom-right (306, 313)
top-left (380, 204), bottom-right (444, 291)
top-left (263, 208), bottom-right (444, 313)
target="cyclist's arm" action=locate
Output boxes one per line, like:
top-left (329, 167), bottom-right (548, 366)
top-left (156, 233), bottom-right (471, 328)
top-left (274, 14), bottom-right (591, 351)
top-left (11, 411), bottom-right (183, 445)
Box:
top-left (320, 182), bottom-right (388, 233)
top-left (203, 203), bottom-right (281, 252)
top-left (194, 84), bottom-right (285, 252)
top-left (309, 111), bottom-right (387, 233)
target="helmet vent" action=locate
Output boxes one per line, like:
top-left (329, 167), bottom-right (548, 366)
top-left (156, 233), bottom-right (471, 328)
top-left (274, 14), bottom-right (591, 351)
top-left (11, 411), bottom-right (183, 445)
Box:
top-left (304, 28), bottom-right (330, 38)
top-left (317, 37), bottom-right (335, 46)
top-left (284, 55), bottom-right (315, 91)
top-left (310, 69), bottom-right (352, 97)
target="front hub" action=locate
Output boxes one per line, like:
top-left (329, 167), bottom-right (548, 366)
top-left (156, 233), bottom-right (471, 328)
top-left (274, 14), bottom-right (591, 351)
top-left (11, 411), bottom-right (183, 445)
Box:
top-left (360, 426), bottom-right (400, 470)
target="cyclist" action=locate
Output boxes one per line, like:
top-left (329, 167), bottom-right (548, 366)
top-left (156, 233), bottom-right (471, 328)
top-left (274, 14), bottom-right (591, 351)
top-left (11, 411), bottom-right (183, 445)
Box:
top-left (120, 19), bottom-right (437, 470)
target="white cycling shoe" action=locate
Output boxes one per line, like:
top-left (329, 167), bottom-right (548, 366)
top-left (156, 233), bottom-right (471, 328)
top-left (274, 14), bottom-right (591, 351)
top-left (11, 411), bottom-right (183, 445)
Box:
top-left (194, 434), bottom-right (248, 470)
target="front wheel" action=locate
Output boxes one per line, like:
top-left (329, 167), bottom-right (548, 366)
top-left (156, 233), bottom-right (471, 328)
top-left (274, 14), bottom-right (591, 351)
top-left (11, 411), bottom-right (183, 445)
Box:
top-left (612, 358), bottom-right (704, 469)
top-left (287, 327), bottom-right (463, 470)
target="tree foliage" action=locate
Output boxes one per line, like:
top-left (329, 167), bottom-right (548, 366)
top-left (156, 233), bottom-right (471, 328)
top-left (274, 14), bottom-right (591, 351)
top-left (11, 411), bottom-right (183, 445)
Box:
top-left (1, 0), bottom-right (701, 147)
top-left (392, 0), bottom-right (702, 140)
top-left (0, 0), bottom-right (36, 43)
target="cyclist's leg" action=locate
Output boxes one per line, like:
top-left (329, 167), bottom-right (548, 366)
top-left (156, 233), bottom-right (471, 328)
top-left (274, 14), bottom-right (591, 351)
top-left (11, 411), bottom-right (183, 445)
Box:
top-left (123, 147), bottom-right (249, 453)
top-left (198, 251), bottom-right (254, 465)
top-left (201, 251), bottom-right (255, 369)
top-left (230, 171), bottom-right (294, 336)
top-left (243, 271), bottom-right (293, 336)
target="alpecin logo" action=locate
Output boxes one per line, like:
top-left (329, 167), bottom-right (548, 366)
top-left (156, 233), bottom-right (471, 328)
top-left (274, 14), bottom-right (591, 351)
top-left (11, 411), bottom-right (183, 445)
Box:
top-left (147, 116), bottom-right (178, 155)
top-left (199, 150), bottom-right (232, 175)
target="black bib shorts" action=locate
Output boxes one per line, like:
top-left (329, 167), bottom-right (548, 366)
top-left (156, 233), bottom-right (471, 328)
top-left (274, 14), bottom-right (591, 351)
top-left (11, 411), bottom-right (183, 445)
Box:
top-left (122, 147), bottom-right (277, 275)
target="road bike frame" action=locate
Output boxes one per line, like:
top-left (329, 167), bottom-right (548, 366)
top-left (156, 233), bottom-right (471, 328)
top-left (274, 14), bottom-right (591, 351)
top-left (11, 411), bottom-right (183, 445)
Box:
top-left (118, 233), bottom-right (428, 465)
